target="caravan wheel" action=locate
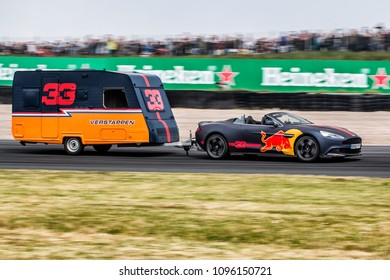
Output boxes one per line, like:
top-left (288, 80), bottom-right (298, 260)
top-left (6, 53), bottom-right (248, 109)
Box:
top-left (64, 137), bottom-right (84, 155)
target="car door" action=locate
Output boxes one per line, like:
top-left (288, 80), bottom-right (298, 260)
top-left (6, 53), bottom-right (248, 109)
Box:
top-left (241, 122), bottom-right (280, 153)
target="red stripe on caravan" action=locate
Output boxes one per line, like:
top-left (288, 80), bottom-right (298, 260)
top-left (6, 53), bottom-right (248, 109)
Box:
top-left (156, 111), bottom-right (171, 142)
top-left (141, 74), bottom-right (172, 143)
top-left (140, 74), bottom-right (151, 87)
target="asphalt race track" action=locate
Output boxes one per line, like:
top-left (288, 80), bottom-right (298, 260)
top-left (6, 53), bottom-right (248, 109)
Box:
top-left (0, 140), bottom-right (389, 178)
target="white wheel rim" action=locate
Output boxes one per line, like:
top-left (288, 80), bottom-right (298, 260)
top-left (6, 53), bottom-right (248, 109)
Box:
top-left (67, 139), bottom-right (79, 152)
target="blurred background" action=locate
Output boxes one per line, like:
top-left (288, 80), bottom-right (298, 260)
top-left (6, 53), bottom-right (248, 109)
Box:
top-left (1, 27), bottom-right (390, 57)
top-left (1, 0), bottom-right (390, 56)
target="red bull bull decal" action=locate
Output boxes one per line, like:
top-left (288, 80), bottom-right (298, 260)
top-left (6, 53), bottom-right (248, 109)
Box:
top-left (260, 129), bottom-right (303, 156)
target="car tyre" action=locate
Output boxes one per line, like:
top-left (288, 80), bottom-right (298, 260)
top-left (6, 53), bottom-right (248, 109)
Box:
top-left (64, 137), bottom-right (84, 155)
top-left (206, 134), bottom-right (229, 159)
top-left (294, 135), bottom-right (320, 162)
top-left (93, 144), bottom-right (112, 153)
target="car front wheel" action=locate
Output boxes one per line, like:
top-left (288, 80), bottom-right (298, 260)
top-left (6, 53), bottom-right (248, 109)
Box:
top-left (206, 134), bottom-right (229, 159)
top-left (295, 136), bottom-right (320, 162)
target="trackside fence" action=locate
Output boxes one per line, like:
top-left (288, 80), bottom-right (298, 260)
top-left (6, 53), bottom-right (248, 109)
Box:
top-left (166, 90), bottom-right (390, 111)
top-left (1, 86), bottom-right (389, 111)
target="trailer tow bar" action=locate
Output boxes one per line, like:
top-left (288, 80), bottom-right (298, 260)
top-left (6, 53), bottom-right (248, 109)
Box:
top-left (164, 130), bottom-right (195, 155)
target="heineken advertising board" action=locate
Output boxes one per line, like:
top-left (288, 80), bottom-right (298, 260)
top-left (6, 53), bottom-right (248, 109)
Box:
top-left (1, 56), bottom-right (390, 93)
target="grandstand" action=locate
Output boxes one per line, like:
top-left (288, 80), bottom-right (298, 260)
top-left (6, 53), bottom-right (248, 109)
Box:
top-left (1, 27), bottom-right (390, 57)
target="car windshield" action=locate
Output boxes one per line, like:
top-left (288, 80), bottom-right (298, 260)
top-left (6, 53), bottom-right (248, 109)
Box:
top-left (233, 115), bottom-right (245, 124)
top-left (268, 112), bottom-right (312, 125)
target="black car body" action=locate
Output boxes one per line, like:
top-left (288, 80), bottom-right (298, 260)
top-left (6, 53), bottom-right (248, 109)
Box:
top-left (195, 112), bottom-right (362, 162)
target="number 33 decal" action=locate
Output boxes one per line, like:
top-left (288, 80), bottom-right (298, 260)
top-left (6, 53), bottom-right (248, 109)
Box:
top-left (144, 89), bottom-right (164, 111)
top-left (42, 83), bottom-right (76, 106)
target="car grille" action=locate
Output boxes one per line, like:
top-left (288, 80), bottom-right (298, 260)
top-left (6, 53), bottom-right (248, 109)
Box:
top-left (342, 138), bottom-right (362, 145)
top-left (329, 148), bottom-right (361, 155)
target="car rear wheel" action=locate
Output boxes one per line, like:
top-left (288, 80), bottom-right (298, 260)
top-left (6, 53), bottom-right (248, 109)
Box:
top-left (93, 144), bottom-right (112, 153)
top-left (64, 137), bottom-right (84, 155)
top-left (206, 134), bottom-right (229, 159)
top-left (295, 136), bottom-right (319, 162)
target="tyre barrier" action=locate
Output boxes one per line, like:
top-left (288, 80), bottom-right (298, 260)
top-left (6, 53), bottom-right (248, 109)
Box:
top-left (1, 86), bottom-right (390, 111)
top-left (0, 87), bottom-right (11, 104)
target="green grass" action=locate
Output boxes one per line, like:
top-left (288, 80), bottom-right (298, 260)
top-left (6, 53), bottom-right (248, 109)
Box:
top-left (0, 170), bottom-right (389, 259)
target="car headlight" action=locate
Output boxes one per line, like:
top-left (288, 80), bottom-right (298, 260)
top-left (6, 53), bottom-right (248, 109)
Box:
top-left (320, 130), bottom-right (344, 140)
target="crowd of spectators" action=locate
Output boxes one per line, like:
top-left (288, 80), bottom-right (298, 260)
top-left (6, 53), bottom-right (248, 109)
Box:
top-left (1, 28), bottom-right (390, 57)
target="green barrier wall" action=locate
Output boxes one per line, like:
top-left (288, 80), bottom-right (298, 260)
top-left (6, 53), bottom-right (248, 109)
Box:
top-left (1, 56), bottom-right (390, 93)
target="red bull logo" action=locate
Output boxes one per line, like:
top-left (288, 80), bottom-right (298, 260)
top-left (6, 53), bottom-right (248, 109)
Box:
top-left (260, 129), bottom-right (303, 156)
top-left (261, 130), bottom-right (291, 152)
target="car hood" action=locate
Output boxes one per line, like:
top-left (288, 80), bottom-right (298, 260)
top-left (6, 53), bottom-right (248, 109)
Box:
top-left (303, 124), bottom-right (359, 138)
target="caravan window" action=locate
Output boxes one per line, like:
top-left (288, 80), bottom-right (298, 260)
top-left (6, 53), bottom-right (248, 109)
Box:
top-left (103, 89), bottom-right (128, 108)
top-left (23, 88), bottom-right (40, 108)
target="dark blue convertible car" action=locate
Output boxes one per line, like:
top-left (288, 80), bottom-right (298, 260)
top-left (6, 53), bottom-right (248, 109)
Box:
top-left (195, 112), bottom-right (362, 162)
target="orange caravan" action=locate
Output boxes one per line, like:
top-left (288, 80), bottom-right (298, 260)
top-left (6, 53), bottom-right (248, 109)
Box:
top-left (12, 70), bottom-right (180, 154)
